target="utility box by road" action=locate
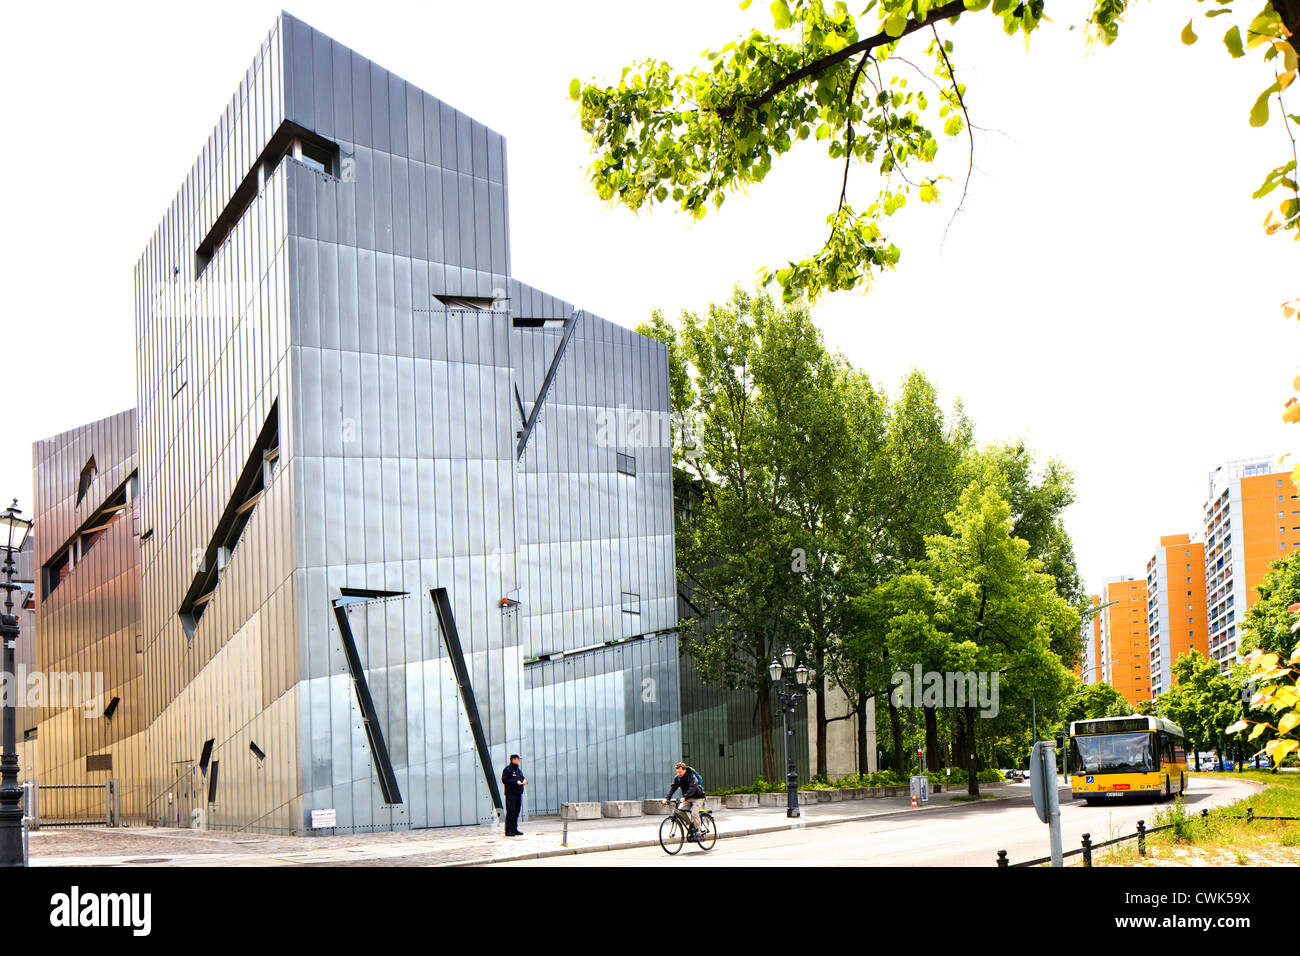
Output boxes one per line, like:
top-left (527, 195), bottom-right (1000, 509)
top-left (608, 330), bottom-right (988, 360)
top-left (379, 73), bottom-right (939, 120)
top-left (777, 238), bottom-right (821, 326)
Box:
top-left (909, 775), bottom-right (929, 805)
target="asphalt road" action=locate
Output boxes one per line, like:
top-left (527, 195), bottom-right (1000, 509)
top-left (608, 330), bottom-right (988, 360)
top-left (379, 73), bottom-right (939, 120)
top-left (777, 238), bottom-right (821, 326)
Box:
top-left (496, 776), bottom-right (1262, 866)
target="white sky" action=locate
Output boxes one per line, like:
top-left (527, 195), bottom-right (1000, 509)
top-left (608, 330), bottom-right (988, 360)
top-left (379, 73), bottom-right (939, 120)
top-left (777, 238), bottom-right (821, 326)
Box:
top-left (2, 1), bottom-right (1296, 595)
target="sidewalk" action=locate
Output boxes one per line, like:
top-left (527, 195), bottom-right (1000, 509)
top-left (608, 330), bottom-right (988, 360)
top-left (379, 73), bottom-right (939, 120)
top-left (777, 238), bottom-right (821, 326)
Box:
top-left (28, 783), bottom-right (1028, 867)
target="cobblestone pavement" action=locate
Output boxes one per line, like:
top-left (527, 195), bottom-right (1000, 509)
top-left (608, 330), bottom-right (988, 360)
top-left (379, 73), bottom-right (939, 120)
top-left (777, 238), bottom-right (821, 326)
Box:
top-left (28, 784), bottom-right (1021, 867)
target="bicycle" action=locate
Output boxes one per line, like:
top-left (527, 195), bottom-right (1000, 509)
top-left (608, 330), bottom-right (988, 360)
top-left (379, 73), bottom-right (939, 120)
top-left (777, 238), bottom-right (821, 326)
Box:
top-left (659, 798), bottom-right (717, 854)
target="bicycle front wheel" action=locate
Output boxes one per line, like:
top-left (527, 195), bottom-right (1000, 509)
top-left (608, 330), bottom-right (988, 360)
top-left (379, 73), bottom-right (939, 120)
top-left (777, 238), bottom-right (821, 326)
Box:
top-left (659, 814), bottom-right (684, 855)
top-left (696, 814), bottom-right (717, 851)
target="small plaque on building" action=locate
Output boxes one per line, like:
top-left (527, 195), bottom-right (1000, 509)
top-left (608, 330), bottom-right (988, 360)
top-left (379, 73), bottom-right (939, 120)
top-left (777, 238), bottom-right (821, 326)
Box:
top-left (311, 808), bottom-right (337, 829)
top-left (86, 754), bottom-right (112, 773)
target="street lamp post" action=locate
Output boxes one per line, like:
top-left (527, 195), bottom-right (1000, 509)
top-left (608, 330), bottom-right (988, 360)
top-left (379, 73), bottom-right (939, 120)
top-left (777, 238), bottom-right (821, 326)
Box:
top-left (769, 645), bottom-right (809, 819)
top-left (0, 500), bottom-right (32, 867)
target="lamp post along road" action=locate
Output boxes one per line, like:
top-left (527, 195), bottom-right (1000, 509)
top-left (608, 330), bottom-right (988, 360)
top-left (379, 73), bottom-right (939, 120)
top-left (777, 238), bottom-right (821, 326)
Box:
top-left (0, 500), bottom-right (32, 867)
top-left (769, 646), bottom-right (809, 819)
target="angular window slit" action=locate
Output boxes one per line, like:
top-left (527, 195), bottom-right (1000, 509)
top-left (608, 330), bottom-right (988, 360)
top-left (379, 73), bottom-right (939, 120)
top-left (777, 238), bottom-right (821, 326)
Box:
top-left (178, 402), bottom-right (278, 638)
top-left (199, 738), bottom-right (214, 776)
top-left (196, 123), bottom-right (341, 277)
top-left (76, 457), bottom-right (97, 505)
top-left (41, 471), bottom-right (137, 598)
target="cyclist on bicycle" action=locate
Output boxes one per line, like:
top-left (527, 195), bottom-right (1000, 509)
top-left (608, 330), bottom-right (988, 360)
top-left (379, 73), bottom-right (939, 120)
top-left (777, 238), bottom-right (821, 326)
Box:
top-left (663, 761), bottom-right (706, 840)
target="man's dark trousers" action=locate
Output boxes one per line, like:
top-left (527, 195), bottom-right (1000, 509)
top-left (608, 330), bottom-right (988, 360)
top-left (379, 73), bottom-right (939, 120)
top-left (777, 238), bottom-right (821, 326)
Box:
top-left (505, 791), bottom-right (522, 835)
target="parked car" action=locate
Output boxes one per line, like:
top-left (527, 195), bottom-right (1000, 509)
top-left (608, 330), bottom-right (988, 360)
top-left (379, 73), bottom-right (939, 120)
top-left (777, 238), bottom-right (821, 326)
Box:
top-left (1246, 751), bottom-right (1273, 769)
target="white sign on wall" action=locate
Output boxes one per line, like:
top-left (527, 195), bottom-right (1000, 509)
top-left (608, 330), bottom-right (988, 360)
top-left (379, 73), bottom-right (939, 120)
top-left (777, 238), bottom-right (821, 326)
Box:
top-left (311, 808), bottom-right (337, 829)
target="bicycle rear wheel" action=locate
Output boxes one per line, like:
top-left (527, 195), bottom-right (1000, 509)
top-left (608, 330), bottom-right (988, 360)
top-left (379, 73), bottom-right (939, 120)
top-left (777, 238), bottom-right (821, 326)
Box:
top-left (696, 813), bottom-right (717, 851)
top-left (659, 814), bottom-right (684, 855)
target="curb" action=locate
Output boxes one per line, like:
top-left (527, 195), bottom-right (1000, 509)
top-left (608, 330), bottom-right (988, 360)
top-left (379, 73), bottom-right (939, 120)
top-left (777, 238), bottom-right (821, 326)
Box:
top-left (448, 787), bottom-right (1022, 867)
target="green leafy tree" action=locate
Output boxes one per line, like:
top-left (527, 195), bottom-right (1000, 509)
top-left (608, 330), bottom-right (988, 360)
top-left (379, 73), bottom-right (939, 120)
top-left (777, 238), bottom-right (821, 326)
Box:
top-left (1158, 649), bottom-right (1245, 770)
top-left (958, 441), bottom-right (1084, 662)
top-left (1242, 550), bottom-right (1300, 658)
top-left (922, 484), bottom-right (1077, 795)
top-left (1061, 679), bottom-right (1136, 723)
top-left (654, 285), bottom-right (887, 779)
top-left (572, 1), bottom-right (1300, 306)
top-left (656, 288), bottom-right (800, 781)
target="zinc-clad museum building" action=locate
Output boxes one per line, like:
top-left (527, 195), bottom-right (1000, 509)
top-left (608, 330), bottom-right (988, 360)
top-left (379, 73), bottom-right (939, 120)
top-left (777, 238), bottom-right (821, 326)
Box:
top-left (26, 13), bottom-right (679, 834)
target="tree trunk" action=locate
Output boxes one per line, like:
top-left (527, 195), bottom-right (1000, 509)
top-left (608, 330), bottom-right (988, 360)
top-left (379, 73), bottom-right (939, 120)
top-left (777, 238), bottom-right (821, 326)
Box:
top-left (857, 690), bottom-right (870, 775)
top-left (1276, 0), bottom-right (1300, 40)
top-left (815, 646), bottom-right (828, 780)
top-left (759, 680), bottom-right (777, 783)
top-left (924, 706), bottom-right (940, 771)
top-left (951, 709), bottom-right (964, 768)
top-left (965, 704), bottom-right (979, 797)
top-left (889, 695), bottom-right (905, 774)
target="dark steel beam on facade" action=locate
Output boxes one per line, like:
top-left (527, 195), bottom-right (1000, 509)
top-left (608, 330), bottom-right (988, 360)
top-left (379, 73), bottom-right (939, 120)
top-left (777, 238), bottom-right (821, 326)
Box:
top-left (331, 599), bottom-right (404, 805)
top-left (429, 588), bottom-right (503, 813)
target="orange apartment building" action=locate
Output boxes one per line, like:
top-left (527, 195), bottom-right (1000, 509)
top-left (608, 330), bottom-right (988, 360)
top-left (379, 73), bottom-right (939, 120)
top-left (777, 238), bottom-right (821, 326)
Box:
top-left (1203, 457), bottom-right (1300, 668)
top-left (1145, 534), bottom-right (1208, 697)
top-left (1100, 576), bottom-right (1151, 705)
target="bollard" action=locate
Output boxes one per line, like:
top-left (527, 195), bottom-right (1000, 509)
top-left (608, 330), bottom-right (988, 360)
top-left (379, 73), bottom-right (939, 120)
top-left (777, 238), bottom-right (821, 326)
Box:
top-left (1201, 808), bottom-right (1209, 827)
top-left (1081, 832), bottom-right (1092, 868)
top-left (561, 820), bottom-right (568, 847)
top-left (1246, 806), bottom-right (1254, 824)
top-left (1137, 819), bottom-right (1146, 858)
top-left (997, 849), bottom-right (1008, 867)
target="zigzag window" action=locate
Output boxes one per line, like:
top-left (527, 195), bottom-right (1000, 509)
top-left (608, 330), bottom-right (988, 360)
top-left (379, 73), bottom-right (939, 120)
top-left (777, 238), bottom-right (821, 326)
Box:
top-left (42, 471), bottom-right (138, 598)
top-left (196, 124), bottom-right (341, 277)
top-left (178, 402), bottom-right (279, 638)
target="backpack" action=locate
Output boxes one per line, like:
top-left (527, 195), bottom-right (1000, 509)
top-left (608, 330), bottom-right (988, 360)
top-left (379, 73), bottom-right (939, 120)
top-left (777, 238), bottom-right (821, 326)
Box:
top-left (687, 767), bottom-right (705, 793)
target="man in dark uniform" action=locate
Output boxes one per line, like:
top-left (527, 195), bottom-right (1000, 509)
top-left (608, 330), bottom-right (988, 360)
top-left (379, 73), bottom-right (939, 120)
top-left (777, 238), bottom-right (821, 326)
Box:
top-left (501, 754), bottom-right (526, 836)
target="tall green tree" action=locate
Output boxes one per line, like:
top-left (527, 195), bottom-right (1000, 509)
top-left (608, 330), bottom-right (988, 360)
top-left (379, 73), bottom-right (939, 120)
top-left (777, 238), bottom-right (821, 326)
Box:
top-left (651, 285), bottom-right (876, 780)
top-left (958, 442), bottom-right (1084, 673)
top-left (1157, 649), bottom-right (1245, 770)
top-left (572, 1), bottom-right (1300, 305)
top-left (878, 371), bottom-right (971, 770)
top-left (1060, 679), bottom-right (1136, 723)
top-left (1242, 551), bottom-right (1300, 659)
top-left (922, 485), bottom-right (1077, 795)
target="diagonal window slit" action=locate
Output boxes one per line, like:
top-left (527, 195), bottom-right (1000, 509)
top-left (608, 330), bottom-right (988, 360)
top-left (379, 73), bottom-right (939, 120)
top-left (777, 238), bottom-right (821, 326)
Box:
top-left (178, 402), bottom-right (279, 638)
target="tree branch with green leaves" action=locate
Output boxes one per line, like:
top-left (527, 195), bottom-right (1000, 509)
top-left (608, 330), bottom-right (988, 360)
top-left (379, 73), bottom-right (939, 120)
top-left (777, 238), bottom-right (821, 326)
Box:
top-left (571, 0), bottom-right (1300, 306)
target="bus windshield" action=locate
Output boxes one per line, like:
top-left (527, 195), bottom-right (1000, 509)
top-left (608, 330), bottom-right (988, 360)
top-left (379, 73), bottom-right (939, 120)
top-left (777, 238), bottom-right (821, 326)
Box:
top-left (1070, 732), bottom-right (1157, 774)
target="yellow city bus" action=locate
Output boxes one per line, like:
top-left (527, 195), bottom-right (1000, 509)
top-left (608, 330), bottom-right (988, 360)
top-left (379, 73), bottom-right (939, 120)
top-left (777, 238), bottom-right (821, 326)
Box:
top-left (1068, 715), bottom-right (1188, 805)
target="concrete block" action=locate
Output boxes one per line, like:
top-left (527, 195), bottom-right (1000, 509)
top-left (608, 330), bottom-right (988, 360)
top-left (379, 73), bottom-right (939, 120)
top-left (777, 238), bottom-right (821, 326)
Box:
top-left (601, 800), bottom-right (642, 818)
top-left (758, 793), bottom-right (786, 807)
top-left (724, 793), bottom-right (758, 809)
top-left (642, 799), bottom-right (672, 815)
top-left (823, 789), bottom-right (843, 802)
top-left (703, 797), bottom-right (723, 812)
top-left (797, 790), bottom-right (817, 806)
top-left (560, 802), bottom-right (601, 820)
